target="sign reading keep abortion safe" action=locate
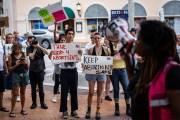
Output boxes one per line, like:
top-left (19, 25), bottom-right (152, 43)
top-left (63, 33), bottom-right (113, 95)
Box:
top-left (38, 2), bottom-right (68, 26)
top-left (82, 55), bottom-right (113, 75)
top-left (51, 43), bottom-right (81, 63)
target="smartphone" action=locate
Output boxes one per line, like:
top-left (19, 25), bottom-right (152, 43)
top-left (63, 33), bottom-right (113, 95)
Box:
top-left (20, 58), bottom-right (26, 62)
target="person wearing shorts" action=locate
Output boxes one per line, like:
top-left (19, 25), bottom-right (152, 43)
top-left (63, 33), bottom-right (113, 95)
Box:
top-left (84, 32), bottom-right (110, 119)
top-left (8, 42), bottom-right (29, 117)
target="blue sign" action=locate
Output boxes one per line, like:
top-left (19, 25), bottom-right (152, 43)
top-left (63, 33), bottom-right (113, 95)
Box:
top-left (111, 10), bottom-right (128, 21)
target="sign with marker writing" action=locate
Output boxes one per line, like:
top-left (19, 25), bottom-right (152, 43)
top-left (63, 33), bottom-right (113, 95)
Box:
top-left (4, 44), bottom-right (12, 56)
top-left (38, 2), bottom-right (68, 26)
top-left (82, 55), bottom-right (113, 75)
top-left (51, 43), bottom-right (81, 63)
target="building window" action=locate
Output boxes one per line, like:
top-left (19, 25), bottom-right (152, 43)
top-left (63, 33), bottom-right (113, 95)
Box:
top-left (0, 7), bottom-right (3, 14)
top-left (87, 18), bottom-right (108, 37)
top-left (165, 17), bottom-right (175, 29)
top-left (31, 20), bottom-right (48, 29)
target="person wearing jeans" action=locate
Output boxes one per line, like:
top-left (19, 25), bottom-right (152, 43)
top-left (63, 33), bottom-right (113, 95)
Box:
top-left (26, 39), bottom-right (49, 110)
top-left (109, 42), bottom-right (131, 117)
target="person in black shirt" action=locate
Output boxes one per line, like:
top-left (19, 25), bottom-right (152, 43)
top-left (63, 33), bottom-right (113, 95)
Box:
top-left (128, 20), bottom-right (180, 120)
top-left (26, 39), bottom-right (49, 110)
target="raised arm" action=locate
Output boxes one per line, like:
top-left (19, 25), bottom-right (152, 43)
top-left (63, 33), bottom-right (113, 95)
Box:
top-left (54, 22), bottom-right (57, 42)
top-left (33, 44), bottom-right (49, 55)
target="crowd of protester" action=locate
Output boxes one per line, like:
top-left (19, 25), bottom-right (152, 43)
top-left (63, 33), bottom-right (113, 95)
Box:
top-left (0, 20), bottom-right (180, 120)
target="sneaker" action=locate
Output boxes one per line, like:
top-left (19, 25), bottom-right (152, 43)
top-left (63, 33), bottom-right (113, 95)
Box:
top-left (105, 95), bottom-right (112, 101)
top-left (115, 110), bottom-right (120, 116)
top-left (85, 111), bottom-right (91, 119)
top-left (51, 96), bottom-right (57, 103)
top-left (41, 103), bottom-right (48, 109)
top-left (16, 96), bottom-right (20, 102)
top-left (95, 112), bottom-right (101, 120)
top-left (63, 111), bottom-right (68, 119)
top-left (71, 110), bottom-right (79, 118)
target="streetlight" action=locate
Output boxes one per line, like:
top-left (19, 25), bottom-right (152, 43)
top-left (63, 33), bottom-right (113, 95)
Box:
top-left (76, 2), bottom-right (82, 17)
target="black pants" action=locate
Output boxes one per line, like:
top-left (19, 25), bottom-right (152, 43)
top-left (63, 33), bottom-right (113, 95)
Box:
top-left (54, 74), bottom-right (60, 94)
top-left (29, 71), bottom-right (45, 104)
top-left (0, 71), bottom-right (5, 92)
top-left (60, 68), bottom-right (78, 112)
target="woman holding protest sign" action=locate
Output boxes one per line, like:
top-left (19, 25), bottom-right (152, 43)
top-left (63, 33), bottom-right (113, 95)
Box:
top-left (84, 32), bottom-right (111, 119)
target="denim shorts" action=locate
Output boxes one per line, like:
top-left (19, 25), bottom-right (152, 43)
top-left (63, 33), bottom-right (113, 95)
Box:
top-left (85, 74), bottom-right (106, 82)
top-left (12, 72), bottom-right (29, 87)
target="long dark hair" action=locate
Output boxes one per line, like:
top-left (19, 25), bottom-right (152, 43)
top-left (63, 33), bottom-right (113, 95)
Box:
top-left (135, 20), bottom-right (179, 95)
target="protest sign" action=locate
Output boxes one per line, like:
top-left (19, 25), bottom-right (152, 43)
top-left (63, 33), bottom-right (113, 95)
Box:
top-left (51, 43), bottom-right (81, 63)
top-left (22, 45), bottom-right (27, 53)
top-left (4, 44), bottom-right (12, 56)
top-left (38, 2), bottom-right (68, 26)
top-left (82, 55), bottom-right (113, 75)
top-left (0, 16), bottom-right (9, 27)
top-left (4, 44), bottom-right (26, 56)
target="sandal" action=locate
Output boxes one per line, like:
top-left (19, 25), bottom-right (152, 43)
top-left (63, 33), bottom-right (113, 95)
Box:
top-left (9, 112), bottom-right (16, 117)
top-left (0, 107), bottom-right (9, 112)
top-left (21, 110), bottom-right (28, 115)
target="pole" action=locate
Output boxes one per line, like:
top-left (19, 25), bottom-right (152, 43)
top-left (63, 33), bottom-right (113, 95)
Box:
top-left (60, 0), bottom-right (63, 31)
top-left (128, 0), bottom-right (134, 29)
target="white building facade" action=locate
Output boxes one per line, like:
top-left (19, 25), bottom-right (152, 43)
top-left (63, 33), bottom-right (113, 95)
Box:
top-left (1, 0), bottom-right (180, 43)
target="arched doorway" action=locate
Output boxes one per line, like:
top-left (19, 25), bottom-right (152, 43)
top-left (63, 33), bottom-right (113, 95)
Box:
top-left (122, 3), bottom-right (147, 29)
top-left (85, 4), bottom-right (108, 37)
top-left (162, 1), bottom-right (180, 34)
top-left (28, 7), bottom-right (48, 29)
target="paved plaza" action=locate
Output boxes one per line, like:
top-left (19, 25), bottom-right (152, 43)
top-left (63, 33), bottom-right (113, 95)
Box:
top-left (0, 85), bottom-right (131, 120)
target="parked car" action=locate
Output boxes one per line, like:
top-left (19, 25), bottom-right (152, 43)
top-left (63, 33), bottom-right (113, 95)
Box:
top-left (23, 29), bottom-right (54, 49)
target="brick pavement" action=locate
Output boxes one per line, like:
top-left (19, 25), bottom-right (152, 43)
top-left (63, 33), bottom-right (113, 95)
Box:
top-left (0, 85), bottom-right (131, 120)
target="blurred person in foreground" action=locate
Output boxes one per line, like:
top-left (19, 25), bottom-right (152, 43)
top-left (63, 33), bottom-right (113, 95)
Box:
top-left (128, 20), bottom-right (180, 120)
top-left (176, 35), bottom-right (180, 59)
